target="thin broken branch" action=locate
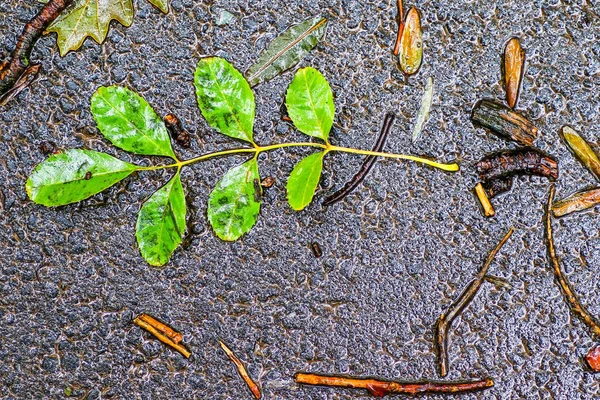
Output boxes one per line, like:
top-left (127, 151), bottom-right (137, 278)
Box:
top-left (544, 185), bottom-right (600, 337)
top-left (295, 373), bottom-right (494, 396)
top-left (435, 226), bottom-right (514, 377)
top-left (219, 339), bottom-right (261, 399)
top-left (392, 0), bottom-right (405, 56)
top-left (133, 314), bottom-right (191, 358)
top-left (0, 0), bottom-right (73, 97)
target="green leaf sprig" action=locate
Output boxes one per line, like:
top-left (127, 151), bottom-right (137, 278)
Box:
top-left (26, 57), bottom-right (459, 266)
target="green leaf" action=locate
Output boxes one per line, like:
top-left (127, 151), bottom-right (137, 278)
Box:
top-left (146, 0), bottom-right (169, 13)
top-left (246, 16), bottom-right (328, 87)
top-left (286, 152), bottom-right (324, 211)
top-left (194, 57), bottom-right (256, 144)
top-left (46, 0), bottom-right (170, 56)
top-left (46, 0), bottom-right (134, 57)
top-left (136, 172), bottom-right (186, 267)
top-left (285, 67), bottom-right (334, 141)
top-left (26, 149), bottom-right (135, 206)
top-left (207, 159), bottom-right (261, 241)
top-left (91, 85), bottom-right (176, 159)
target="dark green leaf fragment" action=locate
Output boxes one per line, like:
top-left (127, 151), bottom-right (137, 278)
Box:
top-left (194, 57), bottom-right (256, 143)
top-left (471, 99), bottom-right (538, 146)
top-left (286, 152), bottom-right (324, 211)
top-left (207, 159), bottom-right (261, 241)
top-left (136, 172), bottom-right (186, 266)
top-left (246, 16), bottom-right (328, 87)
top-left (91, 85), bottom-right (176, 159)
top-left (26, 149), bottom-right (135, 206)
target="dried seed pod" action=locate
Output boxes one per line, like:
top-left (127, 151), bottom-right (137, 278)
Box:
top-left (261, 177), bottom-right (276, 188)
top-left (503, 37), bottom-right (525, 109)
top-left (552, 188), bottom-right (600, 217)
top-left (471, 99), bottom-right (538, 146)
top-left (586, 345), bottom-right (600, 372)
top-left (474, 183), bottom-right (495, 217)
top-left (310, 242), bottom-right (323, 258)
top-left (482, 176), bottom-right (513, 198)
top-left (164, 113), bottom-right (190, 148)
top-left (398, 7), bottom-right (422, 75)
top-left (476, 148), bottom-right (558, 182)
top-left (560, 125), bottom-right (600, 181)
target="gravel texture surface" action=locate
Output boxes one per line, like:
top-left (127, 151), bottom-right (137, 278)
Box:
top-left (1, 0), bottom-right (600, 399)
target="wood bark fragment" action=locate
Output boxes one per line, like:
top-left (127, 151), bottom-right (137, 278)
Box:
top-left (544, 185), bottom-right (600, 338)
top-left (323, 113), bottom-right (395, 206)
top-left (0, 0), bottom-right (73, 97)
top-left (560, 125), bottom-right (600, 182)
top-left (482, 176), bottom-right (513, 198)
top-left (476, 148), bottom-right (558, 182)
top-left (471, 99), bottom-right (538, 146)
top-left (164, 113), bottom-right (190, 148)
top-left (435, 227), bottom-right (514, 377)
top-left (133, 314), bottom-right (190, 358)
top-left (503, 37), bottom-right (525, 109)
top-left (295, 373), bottom-right (494, 396)
top-left (219, 339), bottom-right (261, 399)
top-left (474, 182), bottom-right (495, 217)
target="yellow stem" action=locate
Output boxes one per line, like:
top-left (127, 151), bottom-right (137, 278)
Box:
top-left (134, 142), bottom-right (459, 173)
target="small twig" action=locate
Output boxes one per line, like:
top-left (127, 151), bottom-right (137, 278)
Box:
top-left (219, 339), bottom-right (261, 399)
top-left (544, 185), bottom-right (600, 337)
top-left (137, 313), bottom-right (183, 344)
top-left (392, 0), bottom-right (405, 56)
top-left (484, 275), bottom-right (513, 290)
top-left (295, 373), bottom-right (494, 396)
top-left (133, 314), bottom-right (191, 358)
top-left (323, 113), bottom-right (395, 206)
top-left (0, 63), bottom-right (41, 105)
top-left (0, 0), bottom-right (73, 97)
top-left (435, 226), bottom-right (514, 377)
top-left (474, 182), bottom-right (495, 217)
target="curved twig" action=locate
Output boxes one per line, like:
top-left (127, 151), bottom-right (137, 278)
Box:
top-left (0, 0), bottom-right (72, 97)
top-left (435, 226), bottom-right (514, 377)
top-left (544, 185), bottom-right (600, 337)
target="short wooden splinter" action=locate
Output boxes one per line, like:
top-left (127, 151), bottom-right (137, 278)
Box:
top-left (133, 314), bottom-right (191, 358)
top-left (219, 340), bottom-right (261, 399)
top-left (474, 182), bottom-right (495, 217)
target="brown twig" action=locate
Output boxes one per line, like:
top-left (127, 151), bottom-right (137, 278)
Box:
top-left (323, 113), bottom-right (395, 206)
top-left (137, 313), bottom-right (183, 344)
top-left (474, 182), bottom-right (495, 217)
top-left (0, 63), bottom-right (40, 105)
top-left (219, 339), bottom-right (261, 399)
top-left (435, 226), bottom-right (515, 377)
top-left (0, 0), bottom-right (73, 97)
top-left (544, 185), bottom-right (600, 337)
top-left (295, 373), bottom-right (494, 396)
top-left (133, 314), bottom-right (191, 358)
top-left (392, 0), bottom-right (405, 56)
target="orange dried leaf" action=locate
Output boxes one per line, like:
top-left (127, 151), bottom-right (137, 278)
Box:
top-left (398, 7), bottom-right (422, 75)
top-left (504, 37), bottom-right (525, 109)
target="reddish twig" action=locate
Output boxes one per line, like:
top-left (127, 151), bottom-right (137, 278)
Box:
top-left (219, 339), bottom-right (261, 399)
top-left (133, 314), bottom-right (191, 358)
top-left (295, 373), bottom-right (494, 396)
top-left (435, 227), bottom-right (514, 377)
top-left (392, 0), bottom-right (405, 56)
top-left (0, 0), bottom-right (73, 97)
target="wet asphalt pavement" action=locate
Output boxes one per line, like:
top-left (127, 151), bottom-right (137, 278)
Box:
top-left (1, 0), bottom-right (600, 398)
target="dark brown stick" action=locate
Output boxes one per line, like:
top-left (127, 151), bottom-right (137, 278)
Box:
top-left (0, 63), bottom-right (40, 105)
top-left (435, 227), bottom-right (514, 377)
top-left (295, 373), bottom-right (494, 396)
top-left (544, 185), bottom-right (600, 337)
top-left (323, 113), bottom-right (395, 206)
top-left (392, 0), bottom-right (404, 56)
top-left (0, 0), bottom-right (73, 97)
top-left (477, 148), bottom-right (558, 182)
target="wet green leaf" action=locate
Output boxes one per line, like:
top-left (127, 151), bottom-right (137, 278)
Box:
top-left (285, 67), bottom-right (334, 141)
top-left (398, 7), bottom-right (422, 75)
top-left (286, 152), bottom-right (324, 211)
top-left (91, 85), bottom-right (176, 159)
top-left (46, 0), bottom-right (169, 56)
top-left (26, 149), bottom-right (135, 206)
top-left (207, 159), bottom-right (261, 241)
top-left (136, 172), bottom-right (186, 266)
top-left (246, 16), bottom-right (327, 87)
top-left (412, 76), bottom-right (434, 142)
top-left (194, 57), bottom-right (256, 144)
